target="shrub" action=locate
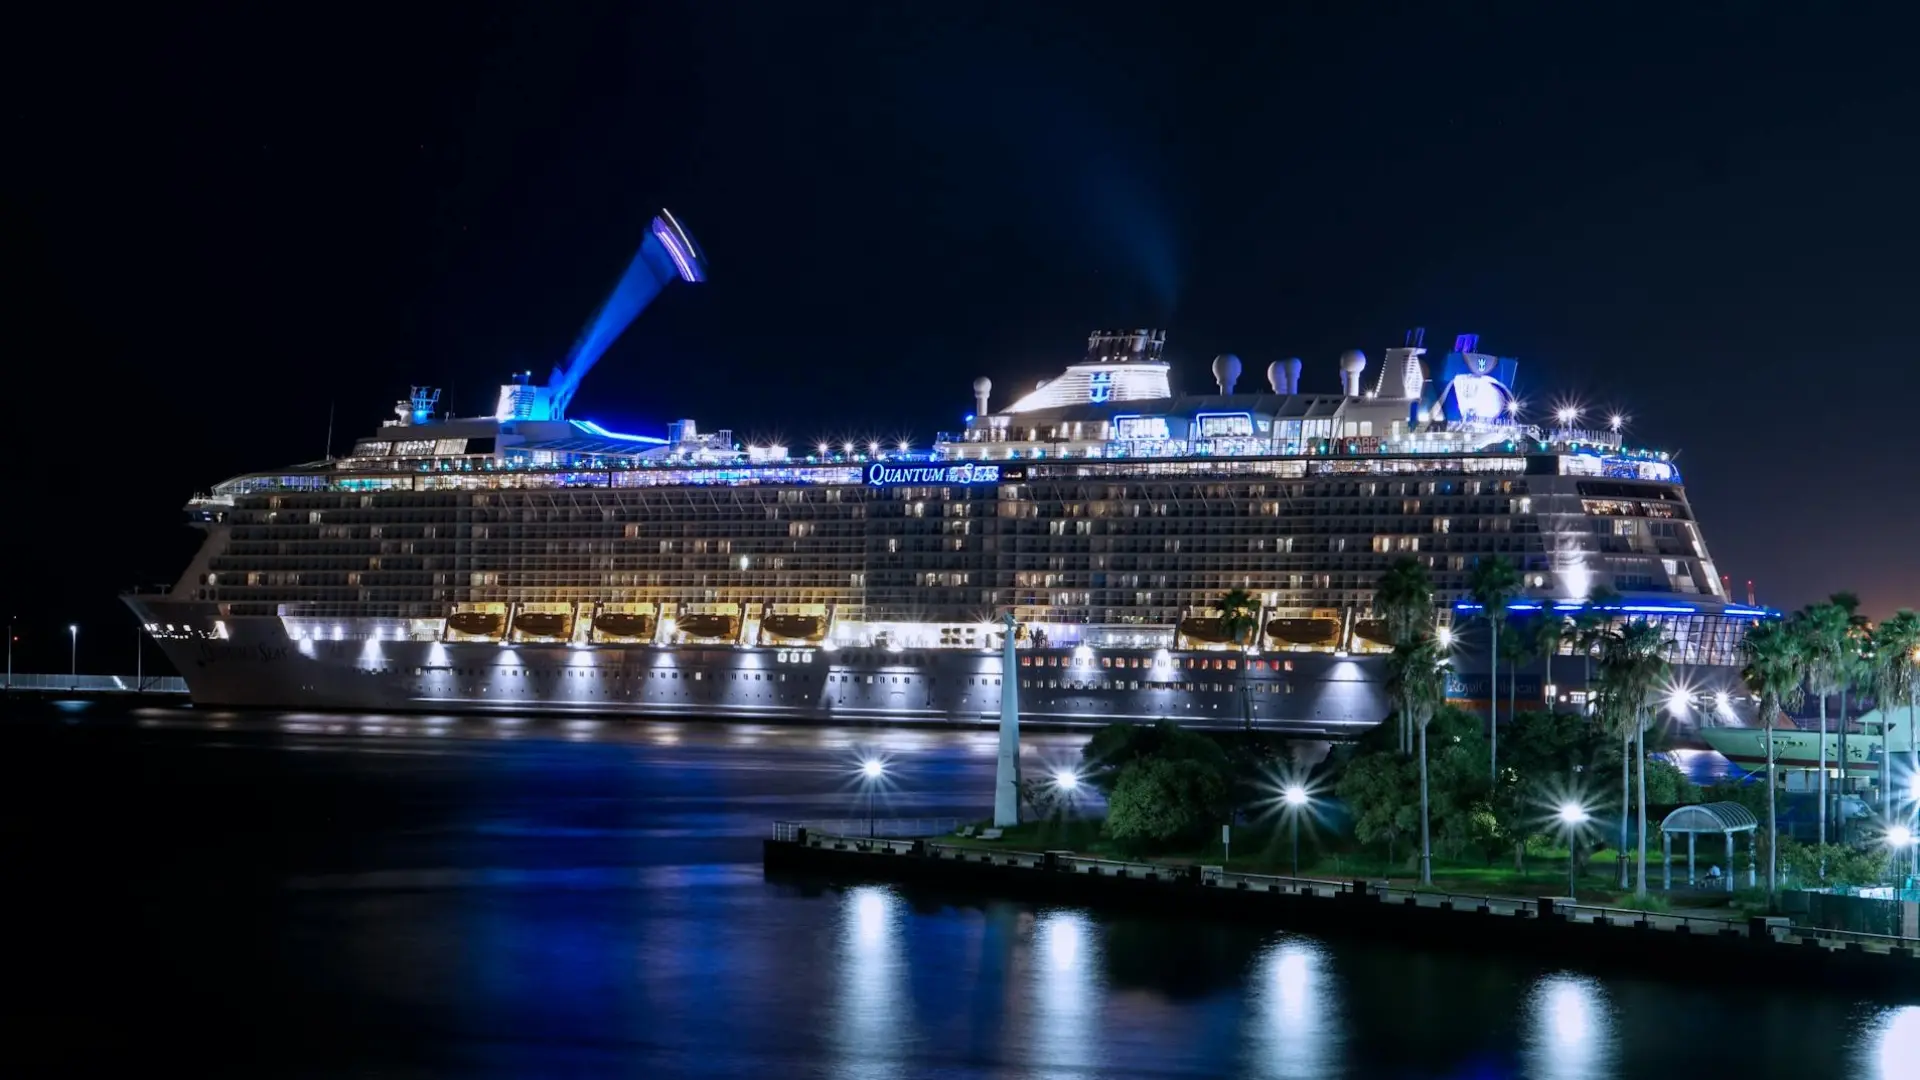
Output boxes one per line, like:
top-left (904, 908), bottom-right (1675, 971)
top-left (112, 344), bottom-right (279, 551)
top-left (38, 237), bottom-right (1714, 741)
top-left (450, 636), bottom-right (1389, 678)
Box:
top-left (1104, 757), bottom-right (1228, 852)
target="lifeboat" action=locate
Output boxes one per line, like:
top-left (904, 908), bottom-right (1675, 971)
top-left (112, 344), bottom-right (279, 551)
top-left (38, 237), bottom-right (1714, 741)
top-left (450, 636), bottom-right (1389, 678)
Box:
top-left (1177, 617), bottom-right (1235, 644)
top-left (592, 612), bottom-right (656, 641)
top-left (761, 613), bottom-right (827, 643)
top-left (512, 612), bottom-right (570, 640)
top-left (1351, 619), bottom-right (1394, 648)
top-left (678, 613), bottom-right (739, 642)
top-left (1266, 618), bottom-right (1342, 648)
top-left (446, 611), bottom-right (504, 638)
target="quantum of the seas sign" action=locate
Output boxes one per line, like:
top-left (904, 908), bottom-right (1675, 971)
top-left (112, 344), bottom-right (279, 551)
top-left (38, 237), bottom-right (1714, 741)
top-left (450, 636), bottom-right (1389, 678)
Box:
top-left (865, 462), bottom-right (1003, 487)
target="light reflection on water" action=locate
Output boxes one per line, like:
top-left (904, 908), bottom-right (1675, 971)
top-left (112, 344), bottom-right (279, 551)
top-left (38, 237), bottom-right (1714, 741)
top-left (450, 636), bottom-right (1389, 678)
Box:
top-left (1245, 937), bottom-right (1341, 1078)
top-left (1031, 911), bottom-right (1100, 1078)
top-left (1865, 1005), bottom-right (1920, 1080)
top-left (1525, 973), bottom-right (1615, 1080)
top-left (836, 886), bottom-right (907, 1079)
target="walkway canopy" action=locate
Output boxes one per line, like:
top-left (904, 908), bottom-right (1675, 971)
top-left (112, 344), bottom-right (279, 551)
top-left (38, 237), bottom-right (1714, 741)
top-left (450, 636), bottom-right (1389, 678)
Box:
top-left (1658, 802), bottom-right (1758, 891)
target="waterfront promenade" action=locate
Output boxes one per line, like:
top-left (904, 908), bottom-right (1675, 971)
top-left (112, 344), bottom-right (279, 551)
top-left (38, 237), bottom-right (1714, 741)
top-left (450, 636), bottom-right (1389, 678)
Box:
top-left (766, 820), bottom-right (1920, 992)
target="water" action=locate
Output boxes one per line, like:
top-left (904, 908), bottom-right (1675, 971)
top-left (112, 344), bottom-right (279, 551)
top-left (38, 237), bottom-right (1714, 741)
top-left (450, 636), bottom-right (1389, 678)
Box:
top-left (3, 704), bottom-right (1914, 1077)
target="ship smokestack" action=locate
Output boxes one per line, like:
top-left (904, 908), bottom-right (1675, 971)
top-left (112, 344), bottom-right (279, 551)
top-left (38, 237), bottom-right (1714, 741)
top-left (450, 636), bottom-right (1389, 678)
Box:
top-left (1285, 357), bottom-right (1302, 394)
top-left (1339, 350), bottom-right (1368, 396)
top-left (1211, 354), bottom-right (1243, 395)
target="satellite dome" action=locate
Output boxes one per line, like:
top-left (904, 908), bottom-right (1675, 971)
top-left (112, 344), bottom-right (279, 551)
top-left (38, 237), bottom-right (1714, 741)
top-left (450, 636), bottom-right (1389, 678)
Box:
top-left (1211, 353), bottom-right (1243, 394)
top-left (1339, 349), bottom-right (1367, 372)
top-left (972, 376), bottom-right (991, 394)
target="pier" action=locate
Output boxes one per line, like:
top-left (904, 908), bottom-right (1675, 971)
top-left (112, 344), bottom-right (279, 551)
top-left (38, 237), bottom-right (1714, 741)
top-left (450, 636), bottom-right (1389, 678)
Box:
top-left (765, 821), bottom-right (1920, 993)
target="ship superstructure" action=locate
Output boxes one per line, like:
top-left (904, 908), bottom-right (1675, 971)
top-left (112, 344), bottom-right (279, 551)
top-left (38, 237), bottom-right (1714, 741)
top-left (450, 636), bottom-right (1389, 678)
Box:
top-left (128, 238), bottom-right (1773, 731)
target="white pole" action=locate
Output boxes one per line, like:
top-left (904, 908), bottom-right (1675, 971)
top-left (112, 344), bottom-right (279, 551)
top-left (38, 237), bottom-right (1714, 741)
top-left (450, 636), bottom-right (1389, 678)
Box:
top-left (69, 624), bottom-right (78, 684)
top-left (994, 613), bottom-right (1022, 828)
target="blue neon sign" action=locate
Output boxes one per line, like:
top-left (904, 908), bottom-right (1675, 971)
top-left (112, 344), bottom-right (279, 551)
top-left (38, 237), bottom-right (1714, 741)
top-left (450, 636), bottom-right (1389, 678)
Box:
top-left (865, 462), bottom-right (1003, 487)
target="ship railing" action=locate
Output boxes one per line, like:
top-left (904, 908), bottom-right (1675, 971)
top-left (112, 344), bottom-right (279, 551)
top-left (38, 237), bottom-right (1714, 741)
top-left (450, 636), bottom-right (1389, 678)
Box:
top-left (773, 818), bottom-right (964, 843)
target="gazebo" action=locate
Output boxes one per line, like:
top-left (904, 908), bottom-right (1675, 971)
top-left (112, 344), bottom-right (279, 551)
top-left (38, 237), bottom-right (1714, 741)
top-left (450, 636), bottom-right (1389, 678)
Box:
top-left (1659, 802), bottom-right (1759, 892)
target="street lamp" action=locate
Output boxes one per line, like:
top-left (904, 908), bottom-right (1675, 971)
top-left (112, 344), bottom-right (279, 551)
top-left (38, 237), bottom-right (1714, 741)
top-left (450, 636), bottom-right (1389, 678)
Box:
top-left (1052, 768), bottom-right (1079, 793)
top-left (1558, 803), bottom-right (1591, 899)
top-left (859, 757), bottom-right (886, 838)
top-left (68, 624), bottom-right (78, 684)
top-left (1284, 785), bottom-right (1310, 878)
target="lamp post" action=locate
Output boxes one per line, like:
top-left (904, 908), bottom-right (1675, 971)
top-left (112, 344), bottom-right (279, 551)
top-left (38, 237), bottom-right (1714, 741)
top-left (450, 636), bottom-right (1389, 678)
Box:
top-left (1888, 826), bottom-right (1916, 901)
top-left (860, 758), bottom-right (886, 838)
top-left (1283, 785), bottom-right (1309, 878)
top-left (68, 624), bottom-right (79, 686)
top-left (1559, 803), bottom-right (1592, 899)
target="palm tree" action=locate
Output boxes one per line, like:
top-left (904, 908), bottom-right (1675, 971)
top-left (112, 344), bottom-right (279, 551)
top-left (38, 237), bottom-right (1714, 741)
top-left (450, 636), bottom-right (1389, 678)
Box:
top-left (1596, 619), bottom-right (1671, 896)
top-left (1500, 626), bottom-right (1531, 730)
top-left (1829, 593), bottom-right (1871, 838)
top-left (1529, 615), bottom-right (1566, 714)
top-left (1374, 558), bottom-right (1435, 752)
top-left (1469, 555), bottom-right (1524, 782)
top-left (1794, 602), bottom-right (1852, 852)
top-left (1742, 619), bottom-right (1805, 903)
top-left (1572, 585), bottom-right (1622, 713)
top-left (1869, 610), bottom-right (1920, 839)
top-left (1217, 588), bottom-right (1261, 729)
top-left (1387, 634), bottom-right (1447, 886)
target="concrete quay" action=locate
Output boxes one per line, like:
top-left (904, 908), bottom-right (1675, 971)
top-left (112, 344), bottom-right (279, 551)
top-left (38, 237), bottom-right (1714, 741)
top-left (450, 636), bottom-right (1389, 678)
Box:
top-left (764, 824), bottom-right (1920, 994)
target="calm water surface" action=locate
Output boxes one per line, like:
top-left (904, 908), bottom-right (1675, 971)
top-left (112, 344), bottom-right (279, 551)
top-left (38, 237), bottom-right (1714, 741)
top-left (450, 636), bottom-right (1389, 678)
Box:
top-left (1, 704), bottom-right (1912, 1077)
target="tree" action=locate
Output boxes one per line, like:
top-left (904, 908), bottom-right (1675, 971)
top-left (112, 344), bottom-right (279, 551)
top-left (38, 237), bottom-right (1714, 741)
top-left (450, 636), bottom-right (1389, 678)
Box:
top-left (1528, 615), bottom-right (1566, 713)
top-left (1215, 588), bottom-right (1261, 728)
top-left (1869, 611), bottom-right (1920, 846)
top-left (1104, 757), bottom-right (1230, 852)
top-left (1595, 619), bottom-right (1671, 896)
top-left (1571, 585), bottom-right (1622, 710)
top-left (1336, 750), bottom-right (1420, 869)
top-left (1793, 602), bottom-right (1852, 853)
top-left (1387, 634), bottom-right (1448, 885)
top-left (1500, 628), bottom-right (1532, 738)
top-left (1080, 721), bottom-right (1230, 795)
top-left (1216, 587), bottom-right (1260, 648)
top-left (1373, 558), bottom-right (1434, 752)
top-left (1742, 617), bottom-right (1805, 902)
top-left (1469, 555), bottom-right (1525, 783)
top-left (1829, 593), bottom-right (1872, 842)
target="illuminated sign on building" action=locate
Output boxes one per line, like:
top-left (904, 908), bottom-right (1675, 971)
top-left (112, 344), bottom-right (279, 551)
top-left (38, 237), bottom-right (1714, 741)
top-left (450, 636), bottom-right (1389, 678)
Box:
top-left (865, 462), bottom-right (1004, 487)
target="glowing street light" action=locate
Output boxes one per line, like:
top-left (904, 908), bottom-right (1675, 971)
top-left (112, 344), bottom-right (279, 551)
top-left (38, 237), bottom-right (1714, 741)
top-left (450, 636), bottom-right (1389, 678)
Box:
top-left (68, 624), bottom-right (78, 684)
top-left (1555, 406), bottom-right (1580, 426)
top-left (1283, 784), bottom-right (1311, 878)
top-left (1052, 768), bottom-right (1079, 792)
top-left (1608, 413), bottom-right (1626, 434)
top-left (1435, 626), bottom-right (1455, 649)
top-left (1558, 802), bottom-right (1592, 899)
top-left (1713, 690), bottom-right (1732, 713)
top-left (858, 757), bottom-right (887, 838)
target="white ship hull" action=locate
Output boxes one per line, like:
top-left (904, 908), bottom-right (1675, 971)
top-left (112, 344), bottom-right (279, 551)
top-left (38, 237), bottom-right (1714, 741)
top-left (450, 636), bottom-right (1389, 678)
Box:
top-left (1699, 709), bottom-right (1919, 778)
top-left (140, 609), bottom-right (1393, 736)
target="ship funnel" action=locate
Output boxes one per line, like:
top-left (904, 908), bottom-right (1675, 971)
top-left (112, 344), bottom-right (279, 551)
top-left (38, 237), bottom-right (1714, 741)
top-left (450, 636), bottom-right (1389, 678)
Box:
top-left (1339, 350), bottom-right (1368, 396)
top-left (1211, 354), bottom-right (1243, 395)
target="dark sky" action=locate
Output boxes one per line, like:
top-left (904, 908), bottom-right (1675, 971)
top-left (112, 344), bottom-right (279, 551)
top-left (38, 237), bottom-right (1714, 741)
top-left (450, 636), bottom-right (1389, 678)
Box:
top-left (7, 4), bottom-right (1917, 670)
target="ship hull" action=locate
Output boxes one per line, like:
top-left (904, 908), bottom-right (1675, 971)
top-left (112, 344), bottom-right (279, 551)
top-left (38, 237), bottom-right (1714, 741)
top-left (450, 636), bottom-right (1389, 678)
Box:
top-left (1699, 713), bottom-right (1918, 779)
top-left (139, 610), bottom-right (1392, 736)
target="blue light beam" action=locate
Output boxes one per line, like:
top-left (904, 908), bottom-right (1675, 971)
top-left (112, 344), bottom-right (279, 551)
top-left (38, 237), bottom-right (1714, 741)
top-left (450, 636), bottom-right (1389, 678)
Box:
top-left (548, 209), bottom-right (706, 419)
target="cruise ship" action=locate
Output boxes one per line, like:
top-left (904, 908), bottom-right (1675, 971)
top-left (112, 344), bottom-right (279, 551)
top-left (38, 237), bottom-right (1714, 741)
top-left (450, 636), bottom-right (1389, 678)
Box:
top-left (127, 211), bottom-right (1774, 735)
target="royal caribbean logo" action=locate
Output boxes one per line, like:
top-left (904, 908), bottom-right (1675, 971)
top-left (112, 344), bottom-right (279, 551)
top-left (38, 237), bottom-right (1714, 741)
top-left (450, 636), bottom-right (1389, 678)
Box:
top-left (1088, 370), bottom-right (1113, 404)
top-left (865, 462), bottom-right (1004, 487)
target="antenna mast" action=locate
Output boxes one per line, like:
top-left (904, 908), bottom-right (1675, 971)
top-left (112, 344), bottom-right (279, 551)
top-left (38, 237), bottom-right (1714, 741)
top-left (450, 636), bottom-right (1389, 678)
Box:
top-left (325, 401), bottom-right (335, 461)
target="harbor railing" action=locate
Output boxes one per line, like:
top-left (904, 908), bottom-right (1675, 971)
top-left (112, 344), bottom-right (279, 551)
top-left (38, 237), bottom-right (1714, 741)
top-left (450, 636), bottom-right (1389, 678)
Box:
top-left (4, 674), bottom-right (188, 694)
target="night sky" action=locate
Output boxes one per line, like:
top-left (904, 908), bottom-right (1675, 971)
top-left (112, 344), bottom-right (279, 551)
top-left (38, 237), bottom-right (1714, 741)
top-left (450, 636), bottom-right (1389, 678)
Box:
top-left (7, 5), bottom-right (1916, 672)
